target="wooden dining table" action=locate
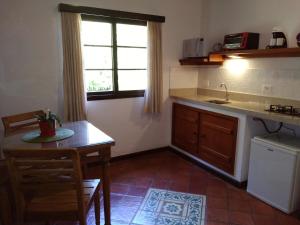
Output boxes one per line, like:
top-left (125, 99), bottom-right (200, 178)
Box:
top-left (1, 120), bottom-right (115, 225)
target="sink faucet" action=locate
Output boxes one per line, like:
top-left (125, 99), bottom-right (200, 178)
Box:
top-left (219, 83), bottom-right (229, 101)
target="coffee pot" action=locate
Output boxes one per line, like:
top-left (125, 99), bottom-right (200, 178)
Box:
top-left (267, 27), bottom-right (287, 49)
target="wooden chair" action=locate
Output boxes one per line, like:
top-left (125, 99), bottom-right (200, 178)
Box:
top-left (5, 149), bottom-right (101, 225)
top-left (1, 110), bottom-right (44, 136)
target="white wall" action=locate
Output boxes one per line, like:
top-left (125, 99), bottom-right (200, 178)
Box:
top-left (198, 0), bottom-right (300, 100)
top-left (0, 0), bottom-right (203, 156)
top-left (203, 0), bottom-right (300, 49)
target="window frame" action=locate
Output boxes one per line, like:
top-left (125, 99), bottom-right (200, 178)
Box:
top-left (81, 15), bottom-right (147, 101)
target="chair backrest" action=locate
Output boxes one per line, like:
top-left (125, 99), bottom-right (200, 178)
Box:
top-left (1, 110), bottom-right (44, 136)
top-left (5, 149), bottom-right (85, 221)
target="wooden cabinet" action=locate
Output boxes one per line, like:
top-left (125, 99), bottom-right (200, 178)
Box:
top-left (198, 111), bottom-right (238, 174)
top-left (172, 103), bottom-right (199, 156)
top-left (172, 103), bottom-right (238, 175)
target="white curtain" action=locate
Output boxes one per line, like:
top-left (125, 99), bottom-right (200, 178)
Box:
top-left (61, 12), bottom-right (87, 122)
top-left (144, 21), bottom-right (163, 114)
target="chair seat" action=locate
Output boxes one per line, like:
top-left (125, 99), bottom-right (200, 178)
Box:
top-left (26, 179), bottom-right (101, 216)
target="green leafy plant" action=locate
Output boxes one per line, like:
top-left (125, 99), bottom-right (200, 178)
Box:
top-left (35, 110), bottom-right (62, 127)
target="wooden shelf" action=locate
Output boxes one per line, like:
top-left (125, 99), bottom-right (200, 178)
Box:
top-left (179, 47), bottom-right (300, 66)
top-left (212, 47), bottom-right (300, 58)
top-left (179, 57), bottom-right (223, 66)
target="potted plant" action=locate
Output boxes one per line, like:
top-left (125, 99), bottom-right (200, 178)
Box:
top-left (36, 110), bottom-right (62, 137)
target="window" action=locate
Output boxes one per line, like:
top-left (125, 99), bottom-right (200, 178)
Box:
top-left (81, 15), bottom-right (147, 100)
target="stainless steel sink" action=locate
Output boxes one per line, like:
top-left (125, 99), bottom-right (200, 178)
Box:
top-left (206, 100), bottom-right (230, 104)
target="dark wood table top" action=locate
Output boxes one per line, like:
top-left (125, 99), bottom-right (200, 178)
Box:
top-left (2, 121), bottom-right (115, 153)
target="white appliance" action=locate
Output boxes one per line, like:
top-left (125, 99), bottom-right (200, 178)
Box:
top-left (182, 38), bottom-right (205, 58)
top-left (247, 134), bottom-right (300, 213)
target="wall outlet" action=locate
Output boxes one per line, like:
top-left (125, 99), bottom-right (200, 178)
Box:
top-left (262, 84), bottom-right (273, 95)
top-left (206, 80), bottom-right (210, 88)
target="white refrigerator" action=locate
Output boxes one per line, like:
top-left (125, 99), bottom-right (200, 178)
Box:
top-left (247, 134), bottom-right (300, 213)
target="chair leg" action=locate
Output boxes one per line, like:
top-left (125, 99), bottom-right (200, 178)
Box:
top-left (79, 217), bottom-right (87, 225)
top-left (0, 189), bottom-right (13, 225)
top-left (15, 208), bottom-right (24, 225)
top-left (94, 191), bottom-right (101, 225)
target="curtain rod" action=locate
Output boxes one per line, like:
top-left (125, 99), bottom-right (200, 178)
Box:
top-left (58, 3), bottom-right (165, 23)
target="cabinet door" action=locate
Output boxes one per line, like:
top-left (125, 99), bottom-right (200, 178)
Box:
top-left (172, 103), bottom-right (199, 155)
top-left (198, 112), bottom-right (238, 174)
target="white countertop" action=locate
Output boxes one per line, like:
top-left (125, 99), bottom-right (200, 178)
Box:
top-left (170, 93), bottom-right (300, 126)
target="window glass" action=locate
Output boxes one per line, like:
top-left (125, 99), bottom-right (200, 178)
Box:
top-left (81, 17), bottom-right (147, 99)
top-left (83, 46), bottom-right (112, 69)
top-left (81, 21), bottom-right (112, 45)
top-left (118, 70), bottom-right (147, 91)
top-left (117, 48), bottom-right (147, 69)
top-left (117, 24), bottom-right (147, 47)
top-left (84, 70), bottom-right (113, 92)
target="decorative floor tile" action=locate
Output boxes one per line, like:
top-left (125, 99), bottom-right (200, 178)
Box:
top-left (132, 188), bottom-right (206, 225)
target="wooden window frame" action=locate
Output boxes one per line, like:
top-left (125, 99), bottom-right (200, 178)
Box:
top-left (59, 3), bottom-right (165, 23)
top-left (82, 15), bottom-right (147, 101)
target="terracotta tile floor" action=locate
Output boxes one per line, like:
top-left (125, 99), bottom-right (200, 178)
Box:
top-left (67, 150), bottom-right (300, 225)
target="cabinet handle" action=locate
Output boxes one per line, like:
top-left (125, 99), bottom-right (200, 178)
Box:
top-left (267, 148), bottom-right (274, 152)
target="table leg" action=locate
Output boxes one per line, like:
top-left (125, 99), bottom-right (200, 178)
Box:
top-left (102, 160), bottom-right (111, 225)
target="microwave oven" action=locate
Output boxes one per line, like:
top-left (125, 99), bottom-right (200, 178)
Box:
top-left (182, 38), bottom-right (205, 58)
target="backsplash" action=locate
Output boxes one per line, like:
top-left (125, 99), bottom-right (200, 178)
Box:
top-left (198, 58), bottom-right (300, 100)
top-left (169, 58), bottom-right (300, 135)
top-left (169, 66), bottom-right (199, 89)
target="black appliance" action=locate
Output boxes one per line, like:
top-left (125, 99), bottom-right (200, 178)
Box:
top-left (266, 105), bottom-right (300, 117)
top-left (223, 32), bottom-right (260, 50)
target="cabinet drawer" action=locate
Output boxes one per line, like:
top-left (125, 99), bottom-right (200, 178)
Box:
top-left (201, 112), bottom-right (237, 134)
top-left (173, 103), bottom-right (199, 123)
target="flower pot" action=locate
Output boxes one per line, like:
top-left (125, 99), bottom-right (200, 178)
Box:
top-left (39, 120), bottom-right (56, 137)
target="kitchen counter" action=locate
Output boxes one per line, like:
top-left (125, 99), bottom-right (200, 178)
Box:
top-left (170, 89), bottom-right (300, 126)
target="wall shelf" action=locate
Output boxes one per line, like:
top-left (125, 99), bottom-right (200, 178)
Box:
top-left (179, 56), bottom-right (223, 66)
top-left (211, 47), bottom-right (300, 58)
top-left (179, 48), bottom-right (300, 66)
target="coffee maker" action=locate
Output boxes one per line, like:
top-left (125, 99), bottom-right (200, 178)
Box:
top-left (267, 27), bottom-right (287, 49)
